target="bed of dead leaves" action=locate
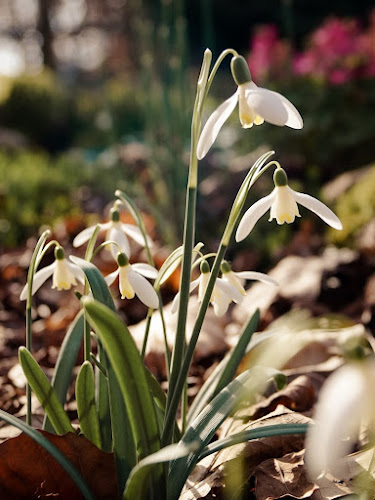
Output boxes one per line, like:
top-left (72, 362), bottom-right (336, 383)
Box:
top-left (2, 217), bottom-right (375, 499)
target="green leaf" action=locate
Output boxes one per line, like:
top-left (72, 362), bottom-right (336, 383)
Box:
top-left (187, 310), bottom-right (259, 424)
top-left (70, 257), bottom-right (116, 311)
top-left (76, 361), bottom-right (102, 449)
top-left (0, 409), bottom-right (94, 500)
top-left (19, 347), bottom-right (74, 435)
top-left (124, 443), bottom-right (196, 500)
top-left (83, 298), bottom-right (164, 498)
top-left (167, 367), bottom-right (273, 499)
top-left (200, 423), bottom-right (308, 459)
top-left (44, 311), bottom-right (85, 433)
top-left (95, 345), bottom-right (112, 452)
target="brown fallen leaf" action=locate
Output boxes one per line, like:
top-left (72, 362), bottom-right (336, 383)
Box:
top-left (0, 430), bottom-right (117, 499)
top-left (254, 449), bottom-right (318, 500)
top-left (249, 375), bottom-right (317, 420)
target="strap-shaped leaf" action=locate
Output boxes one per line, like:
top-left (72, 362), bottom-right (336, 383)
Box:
top-left (19, 347), bottom-right (74, 435)
top-left (0, 409), bottom-right (94, 500)
top-left (70, 257), bottom-right (116, 311)
top-left (76, 361), bottom-right (102, 448)
top-left (124, 443), bottom-right (195, 500)
top-left (167, 368), bottom-right (272, 499)
top-left (83, 298), bottom-right (161, 458)
top-left (44, 311), bottom-right (84, 432)
top-left (187, 310), bottom-right (259, 423)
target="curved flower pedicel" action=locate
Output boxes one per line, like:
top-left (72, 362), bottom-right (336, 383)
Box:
top-left (105, 252), bottom-right (159, 309)
top-left (236, 166), bottom-right (343, 242)
top-left (20, 246), bottom-right (85, 300)
top-left (305, 357), bottom-right (375, 481)
top-left (197, 55), bottom-right (303, 159)
top-left (73, 204), bottom-right (152, 258)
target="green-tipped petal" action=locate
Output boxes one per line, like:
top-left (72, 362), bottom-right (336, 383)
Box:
top-left (20, 262), bottom-right (55, 300)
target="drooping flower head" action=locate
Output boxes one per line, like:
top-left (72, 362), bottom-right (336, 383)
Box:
top-left (236, 165), bottom-right (343, 242)
top-left (20, 245), bottom-right (84, 300)
top-left (197, 55), bottom-right (303, 159)
top-left (105, 252), bottom-right (159, 309)
top-left (73, 202), bottom-right (152, 258)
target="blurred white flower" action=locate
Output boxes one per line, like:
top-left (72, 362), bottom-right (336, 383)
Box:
top-left (197, 56), bottom-right (303, 160)
top-left (20, 246), bottom-right (84, 300)
top-left (105, 252), bottom-right (159, 309)
top-left (236, 167), bottom-right (342, 242)
top-left (73, 205), bottom-right (152, 258)
top-left (305, 357), bottom-right (375, 480)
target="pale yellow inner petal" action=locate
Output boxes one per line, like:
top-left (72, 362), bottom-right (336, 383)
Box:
top-left (198, 273), bottom-right (210, 303)
top-left (238, 85), bottom-right (256, 128)
top-left (119, 266), bottom-right (135, 299)
top-left (52, 260), bottom-right (77, 290)
top-left (269, 186), bottom-right (300, 225)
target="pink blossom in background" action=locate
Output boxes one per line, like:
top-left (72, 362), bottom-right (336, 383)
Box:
top-left (247, 24), bottom-right (291, 83)
top-left (248, 10), bottom-right (375, 86)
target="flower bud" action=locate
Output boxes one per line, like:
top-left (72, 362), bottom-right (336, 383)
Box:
top-left (220, 260), bottom-right (231, 274)
top-left (54, 245), bottom-right (65, 260)
top-left (230, 56), bottom-right (252, 86)
top-left (117, 252), bottom-right (129, 267)
top-left (200, 260), bottom-right (210, 274)
top-left (110, 207), bottom-right (120, 222)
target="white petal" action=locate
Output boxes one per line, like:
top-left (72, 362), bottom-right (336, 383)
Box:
top-left (122, 224), bottom-right (153, 248)
top-left (245, 86), bottom-right (303, 129)
top-left (72, 224), bottom-right (104, 248)
top-left (127, 269), bottom-right (159, 309)
top-left (107, 225), bottom-right (131, 258)
top-left (305, 363), bottom-right (367, 479)
top-left (235, 271), bottom-right (278, 286)
top-left (197, 90), bottom-right (239, 160)
top-left (212, 290), bottom-right (231, 317)
top-left (20, 262), bottom-right (55, 300)
top-left (171, 278), bottom-right (200, 314)
top-left (235, 190), bottom-right (275, 242)
top-left (66, 262), bottom-right (85, 285)
top-left (215, 278), bottom-right (244, 304)
top-left (131, 263), bottom-right (158, 279)
top-left (290, 188), bottom-right (343, 230)
top-left (104, 269), bottom-right (120, 287)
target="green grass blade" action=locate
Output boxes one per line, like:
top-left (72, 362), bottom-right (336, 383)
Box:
top-left (213, 309), bottom-right (259, 397)
top-left (76, 361), bottom-right (102, 449)
top-left (0, 409), bottom-right (95, 500)
top-left (43, 311), bottom-right (85, 432)
top-left (19, 347), bottom-right (74, 435)
top-left (200, 424), bottom-right (308, 459)
top-left (187, 310), bottom-right (259, 424)
top-left (83, 298), bottom-right (164, 498)
top-left (70, 257), bottom-right (116, 311)
top-left (167, 368), bottom-right (271, 499)
top-left (123, 443), bottom-right (195, 500)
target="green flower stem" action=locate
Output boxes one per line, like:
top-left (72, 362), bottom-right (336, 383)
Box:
top-left (162, 152), bottom-right (276, 445)
top-left (25, 230), bottom-right (50, 426)
top-left (203, 48), bottom-right (238, 103)
top-left (165, 50), bottom-right (212, 423)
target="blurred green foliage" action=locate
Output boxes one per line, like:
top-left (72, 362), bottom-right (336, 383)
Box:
top-left (0, 150), bottom-right (140, 248)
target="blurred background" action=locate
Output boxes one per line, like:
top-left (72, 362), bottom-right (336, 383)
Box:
top-left (1, 0), bottom-right (375, 267)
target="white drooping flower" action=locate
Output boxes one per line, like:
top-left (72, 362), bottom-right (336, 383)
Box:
top-left (197, 55), bottom-right (303, 160)
top-left (305, 356), bottom-right (375, 481)
top-left (236, 167), bottom-right (343, 242)
top-left (73, 204), bottom-right (152, 258)
top-left (171, 260), bottom-right (277, 317)
top-left (105, 252), bottom-right (159, 309)
top-left (20, 246), bottom-right (84, 300)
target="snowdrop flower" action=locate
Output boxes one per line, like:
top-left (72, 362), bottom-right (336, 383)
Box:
top-left (73, 204), bottom-right (152, 258)
top-left (171, 260), bottom-right (246, 317)
top-left (105, 252), bottom-right (159, 309)
top-left (236, 166), bottom-right (343, 242)
top-left (197, 55), bottom-right (303, 159)
top-left (20, 246), bottom-right (84, 300)
top-left (305, 356), bottom-right (375, 480)
top-left (220, 260), bottom-right (278, 296)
